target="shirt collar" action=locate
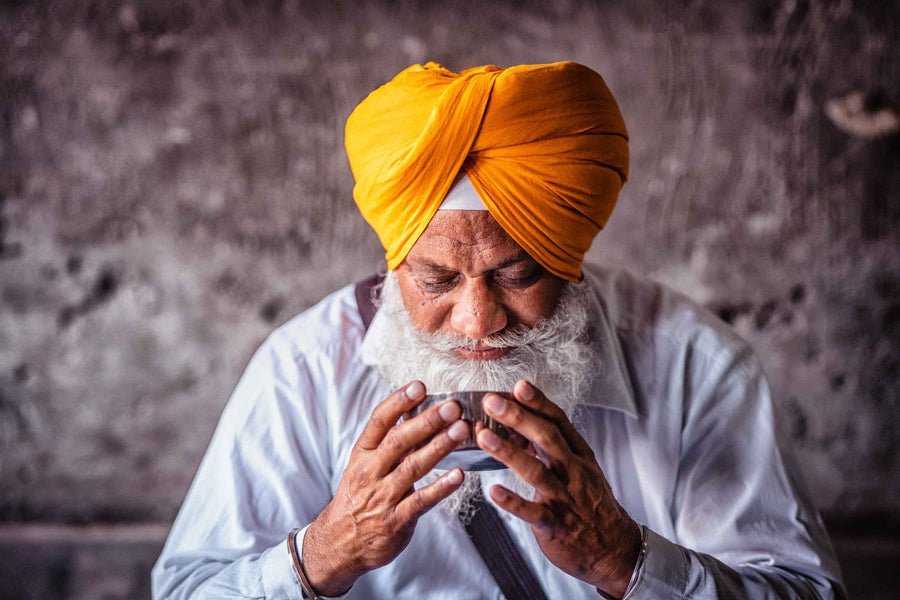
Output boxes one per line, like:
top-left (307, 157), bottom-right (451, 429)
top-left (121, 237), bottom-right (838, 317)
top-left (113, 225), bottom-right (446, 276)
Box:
top-left (580, 277), bottom-right (639, 419)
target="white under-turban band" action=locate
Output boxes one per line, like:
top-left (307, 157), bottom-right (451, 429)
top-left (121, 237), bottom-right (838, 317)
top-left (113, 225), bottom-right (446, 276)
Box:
top-left (438, 173), bottom-right (488, 211)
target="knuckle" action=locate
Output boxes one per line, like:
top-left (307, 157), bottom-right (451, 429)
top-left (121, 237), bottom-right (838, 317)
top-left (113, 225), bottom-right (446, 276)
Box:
top-left (547, 427), bottom-right (566, 448)
top-left (402, 491), bottom-right (429, 520)
top-left (351, 459), bottom-right (366, 476)
top-left (502, 492), bottom-right (521, 510)
top-left (382, 430), bottom-right (405, 452)
top-left (534, 430), bottom-right (554, 449)
top-left (425, 429), bottom-right (461, 461)
top-left (368, 405), bottom-right (389, 428)
top-left (350, 469), bottom-right (370, 490)
top-left (381, 513), bottom-right (400, 536)
top-left (541, 515), bottom-right (561, 537)
top-left (560, 509), bottom-right (579, 530)
top-left (413, 490), bottom-right (432, 513)
top-left (375, 487), bottom-right (394, 507)
top-left (506, 405), bottom-right (525, 427)
top-left (540, 469), bottom-right (558, 491)
top-left (399, 453), bottom-right (424, 479)
top-left (526, 458), bottom-right (546, 481)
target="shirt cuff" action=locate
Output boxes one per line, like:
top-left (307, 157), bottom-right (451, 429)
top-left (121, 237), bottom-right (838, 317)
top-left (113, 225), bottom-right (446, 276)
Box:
top-left (260, 528), bottom-right (306, 599)
top-left (260, 526), bottom-right (354, 599)
top-left (596, 525), bottom-right (647, 600)
top-left (621, 528), bottom-right (688, 599)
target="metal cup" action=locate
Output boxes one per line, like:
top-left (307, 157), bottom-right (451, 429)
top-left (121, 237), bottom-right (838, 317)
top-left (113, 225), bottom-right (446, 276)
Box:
top-left (406, 391), bottom-right (526, 471)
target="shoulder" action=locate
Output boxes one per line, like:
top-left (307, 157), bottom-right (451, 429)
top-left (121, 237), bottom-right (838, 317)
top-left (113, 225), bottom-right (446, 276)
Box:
top-left (228, 283), bottom-right (368, 402)
top-left (582, 262), bottom-right (752, 371)
top-left (264, 283), bottom-right (367, 362)
top-left (222, 282), bottom-right (372, 427)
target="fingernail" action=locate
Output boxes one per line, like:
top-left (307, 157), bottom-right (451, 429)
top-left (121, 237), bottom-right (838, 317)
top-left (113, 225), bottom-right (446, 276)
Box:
top-left (484, 395), bottom-right (506, 414)
top-left (517, 380), bottom-right (535, 401)
top-left (439, 401), bottom-right (461, 422)
top-left (479, 429), bottom-right (501, 451)
top-left (446, 469), bottom-right (463, 485)
top-left (491, 486), bottom-right (508, 502)
top-left (405, 381), bottom-right (425, 400)
top-left (448, 421), bottom-right (468, 441)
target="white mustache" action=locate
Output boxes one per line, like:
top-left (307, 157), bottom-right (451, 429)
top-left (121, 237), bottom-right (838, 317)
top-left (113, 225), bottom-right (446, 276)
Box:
top-left (426, 324), bottom-right (537, 352)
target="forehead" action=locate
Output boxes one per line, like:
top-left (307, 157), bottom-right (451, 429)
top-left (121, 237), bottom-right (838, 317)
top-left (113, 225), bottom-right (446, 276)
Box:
top-left (406, 211), bottom-right (530, 271)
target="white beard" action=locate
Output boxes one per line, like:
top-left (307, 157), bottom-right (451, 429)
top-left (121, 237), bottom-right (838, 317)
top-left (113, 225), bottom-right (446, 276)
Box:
top-left (360, 271), bottom-right (599, 522)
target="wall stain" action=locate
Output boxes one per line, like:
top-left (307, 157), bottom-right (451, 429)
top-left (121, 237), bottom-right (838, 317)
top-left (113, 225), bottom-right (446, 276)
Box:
top-left (57, 267), bottom-right (119, 329)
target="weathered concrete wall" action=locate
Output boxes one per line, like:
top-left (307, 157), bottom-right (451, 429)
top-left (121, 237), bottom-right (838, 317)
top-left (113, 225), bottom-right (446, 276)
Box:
top-left (1, 0), bottom-right (898, 533)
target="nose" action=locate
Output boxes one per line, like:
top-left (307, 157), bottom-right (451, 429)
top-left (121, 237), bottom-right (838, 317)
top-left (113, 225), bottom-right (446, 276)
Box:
top-left (450, 278), bottom-right (507, 341)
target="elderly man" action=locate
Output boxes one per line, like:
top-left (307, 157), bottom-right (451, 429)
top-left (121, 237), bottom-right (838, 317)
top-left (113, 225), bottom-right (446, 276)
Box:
top-left (152, 62), bottom-right (845, 599)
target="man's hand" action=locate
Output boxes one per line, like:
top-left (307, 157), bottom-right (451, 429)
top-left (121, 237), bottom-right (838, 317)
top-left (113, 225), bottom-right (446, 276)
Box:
top-left (302, 381), bottom-right (469, 596)
top-left (476, 380), bottom-right (642, 599)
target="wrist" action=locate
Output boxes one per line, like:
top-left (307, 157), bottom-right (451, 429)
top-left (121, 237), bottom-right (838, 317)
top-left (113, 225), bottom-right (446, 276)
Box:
top-left (300, 516), bottom-right (360, 597)
top-left (592, 518), bottom-right (643, 599)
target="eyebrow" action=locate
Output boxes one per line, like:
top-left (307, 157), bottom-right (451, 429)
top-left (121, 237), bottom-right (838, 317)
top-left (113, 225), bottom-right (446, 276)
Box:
top-left (411, 251), bottom-right (534, 273)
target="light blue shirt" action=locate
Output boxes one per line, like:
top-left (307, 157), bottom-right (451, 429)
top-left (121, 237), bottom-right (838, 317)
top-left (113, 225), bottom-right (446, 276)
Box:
top-left (152, 263), bottom-right (846, 599)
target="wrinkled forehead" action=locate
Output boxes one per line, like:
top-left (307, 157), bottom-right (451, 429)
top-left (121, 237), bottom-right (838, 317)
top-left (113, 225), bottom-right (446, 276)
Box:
top-left (407, 210), bottom-right (533, 273)
top-left (406, 172), bottom-right (536, 272)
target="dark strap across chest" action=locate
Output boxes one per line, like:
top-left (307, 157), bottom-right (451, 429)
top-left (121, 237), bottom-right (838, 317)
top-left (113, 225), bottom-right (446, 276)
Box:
top-left (354, 275), bottom-right (549, 600)
top-left (464, 497), bottom-right (550, 600)
top-left (354, 273), bottom-right (383, 331)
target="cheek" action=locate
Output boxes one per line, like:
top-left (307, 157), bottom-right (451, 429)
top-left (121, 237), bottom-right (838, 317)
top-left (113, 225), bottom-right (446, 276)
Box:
top-left (408, 300), bottom-right (451, 334)
top-left (505, 300), bottom-right (549, 328)
top-left (503, 281), bottom-right (565, 327)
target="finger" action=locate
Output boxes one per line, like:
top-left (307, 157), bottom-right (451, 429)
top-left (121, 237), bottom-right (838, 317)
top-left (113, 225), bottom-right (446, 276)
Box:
top-left (482, 392), bottom-right (570, 466)
top-left (489, 485), bottom-right (555, 533)
top-left (389, 420), bottom-right (469, 487)
top-left (377, 400), bottom-right (463, 470)
top-left (356, 381), bottom-right (426, 451)
top-left (477, 427), bottom-right (564, 500)
top-left (514, 380), bottom-right (595, 458)
top-left (395, 468), bottom-right (465, 524)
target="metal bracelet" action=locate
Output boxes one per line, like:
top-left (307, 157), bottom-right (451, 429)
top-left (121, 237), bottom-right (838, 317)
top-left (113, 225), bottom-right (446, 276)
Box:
top-left (624, 525), bottom-right (649, 595)
top-left (287, 527), bottom-right (321, 600)
top-left (596, 524), bottom-right (648, 600)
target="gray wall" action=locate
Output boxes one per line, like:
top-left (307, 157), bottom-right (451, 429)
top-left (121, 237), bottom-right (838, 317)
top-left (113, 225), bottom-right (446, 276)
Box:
top-left (2, 0), bottom-right (899, 534)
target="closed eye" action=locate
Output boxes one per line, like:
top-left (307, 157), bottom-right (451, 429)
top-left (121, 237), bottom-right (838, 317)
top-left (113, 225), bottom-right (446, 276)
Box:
top-left (419, 273), bottom-right (459, 293)
top-left (494, 265), bottom-right (542, 289)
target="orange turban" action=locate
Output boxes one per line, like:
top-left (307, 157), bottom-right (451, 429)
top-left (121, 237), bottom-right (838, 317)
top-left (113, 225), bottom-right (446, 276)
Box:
top-left (345, 61), bottom-right (628, 282)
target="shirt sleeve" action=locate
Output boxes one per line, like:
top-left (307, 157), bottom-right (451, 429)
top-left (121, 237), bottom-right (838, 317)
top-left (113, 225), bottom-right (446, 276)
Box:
top-left (625, 341), bottom-right (847, 599)
top-left (151, 331), bottom-right (337, 599)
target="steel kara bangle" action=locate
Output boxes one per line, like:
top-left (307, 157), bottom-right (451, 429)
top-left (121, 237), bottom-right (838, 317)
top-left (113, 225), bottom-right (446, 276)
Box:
top-left (596, 524), bottom-right (648, 600)
top-left (287, 527), bottom-right (321, 600)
